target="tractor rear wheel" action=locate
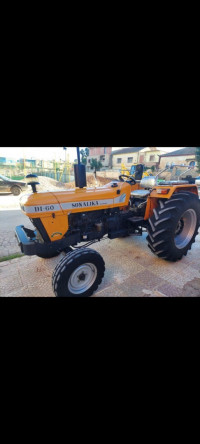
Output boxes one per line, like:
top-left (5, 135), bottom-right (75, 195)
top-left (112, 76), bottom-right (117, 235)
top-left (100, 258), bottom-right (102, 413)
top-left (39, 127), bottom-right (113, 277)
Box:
top-left (52, 248), bottom-right (105, 297)
top-left (146, 192), bottom-right (200, 261)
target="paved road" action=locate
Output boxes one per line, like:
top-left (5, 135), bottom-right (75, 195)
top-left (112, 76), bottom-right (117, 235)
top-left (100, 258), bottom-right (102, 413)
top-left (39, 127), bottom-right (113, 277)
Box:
top-left (0, 192), bottom-right (34, 257)
top-left (0, 208), bottom-right (34, 257)
top-left (0, 209), bottom-right (34, 231)
top-left (1, 231), bottom-right (200, 297)
top-left (0, 191), bottom-right (27, 210)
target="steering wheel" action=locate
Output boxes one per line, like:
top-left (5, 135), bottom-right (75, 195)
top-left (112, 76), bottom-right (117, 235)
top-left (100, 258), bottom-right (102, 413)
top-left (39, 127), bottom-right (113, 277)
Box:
top-left (119, 174), bottom-right (136, 185)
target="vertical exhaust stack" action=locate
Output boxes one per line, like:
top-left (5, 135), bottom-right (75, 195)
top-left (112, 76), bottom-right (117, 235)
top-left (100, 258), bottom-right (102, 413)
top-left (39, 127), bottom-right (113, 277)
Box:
top-left (74, 147), bottom-right (87, 188)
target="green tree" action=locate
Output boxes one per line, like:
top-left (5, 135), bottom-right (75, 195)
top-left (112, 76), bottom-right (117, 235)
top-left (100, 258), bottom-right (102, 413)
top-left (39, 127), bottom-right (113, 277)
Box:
top-left (195, 147), bottom-right (200, 172)
top-left (80, 148), bottom-right (89, 165)
top-left (90, 158), bottom-right (102, 171)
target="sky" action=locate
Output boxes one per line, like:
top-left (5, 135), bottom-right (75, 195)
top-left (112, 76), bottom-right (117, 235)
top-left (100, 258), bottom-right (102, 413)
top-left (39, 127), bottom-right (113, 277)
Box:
top-left (0, 147), bottom-right (185, 162)
top-left (0, 147), bottom-right (78, 162)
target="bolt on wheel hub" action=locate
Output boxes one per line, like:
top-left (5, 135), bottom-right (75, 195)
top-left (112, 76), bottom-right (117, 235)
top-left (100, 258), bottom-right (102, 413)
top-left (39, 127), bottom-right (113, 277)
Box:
top-left (68, 263), bottom-right (98, 294)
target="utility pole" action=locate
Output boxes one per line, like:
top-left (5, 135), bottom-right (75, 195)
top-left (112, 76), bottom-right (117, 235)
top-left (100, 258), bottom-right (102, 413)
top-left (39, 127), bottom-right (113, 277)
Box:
top-left (23, 148), bottom-right (26, 178)
top-left (63, 147), bottom-right (67, 175)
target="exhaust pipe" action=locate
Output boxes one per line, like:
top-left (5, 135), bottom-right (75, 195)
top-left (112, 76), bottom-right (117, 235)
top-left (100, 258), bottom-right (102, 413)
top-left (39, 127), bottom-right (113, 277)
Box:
top-left (74, 147), bottom-right (87, 188)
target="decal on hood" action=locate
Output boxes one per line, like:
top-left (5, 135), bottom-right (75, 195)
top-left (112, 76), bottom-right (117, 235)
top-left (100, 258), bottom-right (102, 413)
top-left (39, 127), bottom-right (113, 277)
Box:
top-left (61, 199), bottom-right (113, 209)
top-left (23, 195), bottom-right (127, 213)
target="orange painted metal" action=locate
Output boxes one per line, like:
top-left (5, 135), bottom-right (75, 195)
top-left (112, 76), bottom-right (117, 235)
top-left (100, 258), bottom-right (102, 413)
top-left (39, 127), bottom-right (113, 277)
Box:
top-left (20, 181), bottom-right (199, 241)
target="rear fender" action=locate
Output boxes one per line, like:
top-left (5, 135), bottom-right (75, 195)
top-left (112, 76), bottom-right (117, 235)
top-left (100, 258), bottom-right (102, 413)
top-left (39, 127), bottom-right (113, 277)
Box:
top-left (144, 185), bottom-right (199, 220)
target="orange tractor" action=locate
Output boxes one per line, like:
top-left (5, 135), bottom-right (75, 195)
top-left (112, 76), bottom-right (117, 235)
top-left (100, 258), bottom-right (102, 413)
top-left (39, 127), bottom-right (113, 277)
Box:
top-left (15, 148), bottom-right (200, 297)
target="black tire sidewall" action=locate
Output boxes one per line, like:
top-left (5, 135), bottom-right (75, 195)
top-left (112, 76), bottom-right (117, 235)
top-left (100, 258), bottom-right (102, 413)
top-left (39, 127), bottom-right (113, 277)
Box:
top-left (54, 250), bottom-right (105, 297)
top-left (11, 186), bottom-right (21, 196)
top-left (147, 192), bottom-right (200, 261)
top-left (170, 195), bottom-right (200, 254)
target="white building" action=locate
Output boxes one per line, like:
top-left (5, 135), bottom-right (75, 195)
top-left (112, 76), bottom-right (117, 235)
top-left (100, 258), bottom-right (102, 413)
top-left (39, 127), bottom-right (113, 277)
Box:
top-left (111, 147), bottom-right (167, 169)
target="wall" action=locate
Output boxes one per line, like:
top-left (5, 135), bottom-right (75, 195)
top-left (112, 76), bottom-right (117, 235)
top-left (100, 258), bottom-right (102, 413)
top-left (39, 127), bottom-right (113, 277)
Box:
top-left (112, 148), bottom-right (166, 169)
top-left (112, 153), bottom-right (139, 169)
top-left (89, 147), bottom-right (112, 156)
top-left (87, 147), bottom-right (112, 169)
top-left (96, 171), bottom-right (119, 179)
top-left (159, 154), bottom-right (196, 169)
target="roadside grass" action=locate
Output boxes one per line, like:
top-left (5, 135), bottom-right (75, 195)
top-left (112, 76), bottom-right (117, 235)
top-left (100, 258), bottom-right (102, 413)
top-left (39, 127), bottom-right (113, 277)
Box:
top-left (0, 253), bottom-right (24, 262)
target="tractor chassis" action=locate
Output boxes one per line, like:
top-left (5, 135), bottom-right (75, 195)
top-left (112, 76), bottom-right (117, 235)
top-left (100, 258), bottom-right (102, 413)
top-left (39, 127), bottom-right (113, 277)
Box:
top-left (15, 216), bottom-right (147, 256)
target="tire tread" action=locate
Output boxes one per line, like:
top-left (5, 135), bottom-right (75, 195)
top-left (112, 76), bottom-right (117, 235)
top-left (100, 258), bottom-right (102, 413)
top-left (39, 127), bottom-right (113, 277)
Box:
top-left (147, 192), bottom-right (200, 261)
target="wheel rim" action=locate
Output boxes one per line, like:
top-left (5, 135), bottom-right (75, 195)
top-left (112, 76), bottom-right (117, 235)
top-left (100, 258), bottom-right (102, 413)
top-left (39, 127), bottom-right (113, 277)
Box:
top-left (68, 263), bottom-right (97, 295)
top-left (174, 209), bottom-right (197, 249)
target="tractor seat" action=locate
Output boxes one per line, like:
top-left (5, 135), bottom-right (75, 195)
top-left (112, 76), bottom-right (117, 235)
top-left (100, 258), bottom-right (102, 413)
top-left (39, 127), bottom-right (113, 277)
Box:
top-left (131, 189), bottom-right (150, 198)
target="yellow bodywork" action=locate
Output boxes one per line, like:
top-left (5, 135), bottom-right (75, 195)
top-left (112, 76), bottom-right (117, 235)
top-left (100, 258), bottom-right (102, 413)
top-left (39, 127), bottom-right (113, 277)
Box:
top-left (121, 163), bottom-right (150, 178)
top-left (20, 182), bottom-right (131, 241)
top-left (20, 181), bottom-right (198, 241)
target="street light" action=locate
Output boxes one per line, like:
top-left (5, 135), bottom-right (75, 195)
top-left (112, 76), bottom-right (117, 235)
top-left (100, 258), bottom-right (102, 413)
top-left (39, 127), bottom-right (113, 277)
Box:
top-left (63, 147), bottom-right (67, 166)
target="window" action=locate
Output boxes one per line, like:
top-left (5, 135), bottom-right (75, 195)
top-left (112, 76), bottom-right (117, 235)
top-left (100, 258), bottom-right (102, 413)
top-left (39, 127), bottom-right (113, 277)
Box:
top-left (150, 155), bottom-right (155, 161)
top-left (100, 155), bottom-right (105, 161)
top-left (128, 157), bottom-right (133, 163)
top-left (117, 158), bottom-right (122, 164)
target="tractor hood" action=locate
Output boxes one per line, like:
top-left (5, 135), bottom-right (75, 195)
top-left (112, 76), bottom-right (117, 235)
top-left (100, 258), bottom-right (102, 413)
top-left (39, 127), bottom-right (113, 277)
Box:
top-left (19, 182), bottom-right (131, 218)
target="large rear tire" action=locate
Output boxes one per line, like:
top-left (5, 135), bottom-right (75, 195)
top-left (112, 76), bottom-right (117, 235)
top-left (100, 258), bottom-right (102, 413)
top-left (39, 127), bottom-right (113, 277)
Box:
top-left (146, 192), bottom-right (200, 261)
top-left (52, 248), bottom-right (105, 297)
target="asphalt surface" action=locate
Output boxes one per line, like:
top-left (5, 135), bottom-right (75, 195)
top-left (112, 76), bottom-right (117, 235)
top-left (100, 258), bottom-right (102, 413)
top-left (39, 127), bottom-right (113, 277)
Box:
top-left (0, 192), bottom-right (34, 257)
top-left (0, 209), bottom-right (34, 231)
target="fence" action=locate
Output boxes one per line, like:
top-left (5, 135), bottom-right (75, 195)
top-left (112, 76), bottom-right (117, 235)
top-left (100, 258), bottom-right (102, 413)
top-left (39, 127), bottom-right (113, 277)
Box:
top-left (37, 169), bottom-right (74, 183)
top-left (0, 164), bottom-right (74, 183)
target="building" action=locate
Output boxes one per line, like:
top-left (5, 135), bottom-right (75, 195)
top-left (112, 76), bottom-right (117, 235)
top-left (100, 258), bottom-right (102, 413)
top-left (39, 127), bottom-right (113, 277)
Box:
top-left (0, 157), bottom-right (16, 165)
top-left (111, 147), bottom-right (167, 170)
top-left (159, 147), bottom-right (197, 169)
top-left (87, 147), bottom-right (112, 170)
top-left (17, 158), bottom-right (36, 167)
top-left (39, 160), bottom-right (54, 169)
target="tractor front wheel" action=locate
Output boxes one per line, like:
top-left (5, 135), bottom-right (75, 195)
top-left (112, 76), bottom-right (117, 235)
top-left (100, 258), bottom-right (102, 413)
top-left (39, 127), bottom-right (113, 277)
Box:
top-left (146, 192), bottom-right (200, 261)
top-left (52, 248), bottom-right (105, 297)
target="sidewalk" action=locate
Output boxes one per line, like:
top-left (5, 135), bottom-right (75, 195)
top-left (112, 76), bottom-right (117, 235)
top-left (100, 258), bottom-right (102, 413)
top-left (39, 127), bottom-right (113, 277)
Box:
top-left (0, 217), bottom-right (34, 258)
top-left (1, 233), bottom-right (200, 297)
